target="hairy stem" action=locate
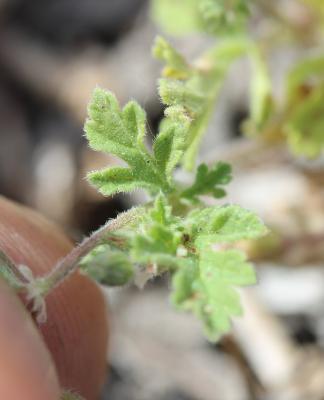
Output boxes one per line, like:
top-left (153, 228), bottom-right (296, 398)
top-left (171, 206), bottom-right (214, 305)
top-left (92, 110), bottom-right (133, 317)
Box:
top-left (0, 250), bottom-right (28, 288)
top-left (40, 206), bottom-right (144, 295)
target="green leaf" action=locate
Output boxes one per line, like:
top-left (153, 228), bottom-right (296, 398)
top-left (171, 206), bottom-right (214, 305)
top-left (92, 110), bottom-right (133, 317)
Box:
top-left (154, 109), bottom-right (190, 183)
top-left (187, 205), bottom-right (268, 249)
top-left (148, 193), bottom-right (174, 225)
top-left (172, 249), bottom-right (256, 341)
top-left (132, 225), bottom-right (181, 267)
top-left (85, 87), bottom-right (192, 196)
top-left (170, 200), bottom-right (265, 341)
top-left (85, 90), bottom-right (139, 153)
top-left (131, 194), bottom-right (182, 268)
top-left (200, 249), bottom-right (257, 287)
top-left (181, 162), bottom-right (232, 201)
top-left (85, 88), bottom-right (164, 194)
top-left (171, 256), bottom-right (198, 306)
top-left (198, 249), bottom-right (256, 339)
top-left (80, 245), bottom-right (133, 286)
top-left (88, 167), bottom-right (151, 196)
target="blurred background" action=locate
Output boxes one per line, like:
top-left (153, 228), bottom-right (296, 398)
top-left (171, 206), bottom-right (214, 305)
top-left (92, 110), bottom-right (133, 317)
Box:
top-left (1, 0), bottom-right (324, 399)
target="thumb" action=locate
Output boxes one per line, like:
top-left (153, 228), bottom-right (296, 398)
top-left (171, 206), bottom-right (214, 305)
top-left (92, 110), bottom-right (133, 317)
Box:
top-left (0, 196), bottom-right (109, 400)
top-left (0, 277), bottom-right (61, 400)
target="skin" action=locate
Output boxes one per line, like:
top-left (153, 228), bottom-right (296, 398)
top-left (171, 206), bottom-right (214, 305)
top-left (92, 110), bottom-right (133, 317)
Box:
top-left (0, 196), bottom-right (109, 400)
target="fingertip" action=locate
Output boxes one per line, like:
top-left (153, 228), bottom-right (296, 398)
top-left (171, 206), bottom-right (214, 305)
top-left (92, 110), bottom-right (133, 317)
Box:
top-left (0, 278), bottom-right (61, 400)
top-left (0, 196), bottom-right (109, 399)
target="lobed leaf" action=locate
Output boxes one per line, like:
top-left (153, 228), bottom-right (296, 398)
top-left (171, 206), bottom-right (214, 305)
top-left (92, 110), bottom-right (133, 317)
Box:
top-left (172, 249), bottom-right (256, 341)
top-left (85, 87), bottom-right (192, 196)
top-left (181, 162), bottom-right (232, 201)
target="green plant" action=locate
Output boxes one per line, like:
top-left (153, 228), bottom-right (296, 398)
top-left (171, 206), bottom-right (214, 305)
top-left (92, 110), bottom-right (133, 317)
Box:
top-left (8, 1), bottom-right (324, 398)
top-left (2, 84), bottom-right (265, 340)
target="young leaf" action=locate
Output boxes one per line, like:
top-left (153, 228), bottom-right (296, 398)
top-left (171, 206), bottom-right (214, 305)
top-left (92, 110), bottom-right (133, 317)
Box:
top-left (131, 194), bottom-right (182, 268)
top-left (181, 162), bottom-right (232, 201)
top-left (172, 249), bottom-right (256, 341)
top-left (132, 224), bottom-right (181, 268)
top-left (80, 245), bottom-right (133, 286)
top-left (148, 192), bottom-right (175, 225)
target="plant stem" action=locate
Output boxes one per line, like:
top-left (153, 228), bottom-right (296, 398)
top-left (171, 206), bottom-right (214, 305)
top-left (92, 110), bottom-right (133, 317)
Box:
top-left (41, 206), bottom-right (144, 295)
top-left (0, 250), bottom-right (28, 288)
